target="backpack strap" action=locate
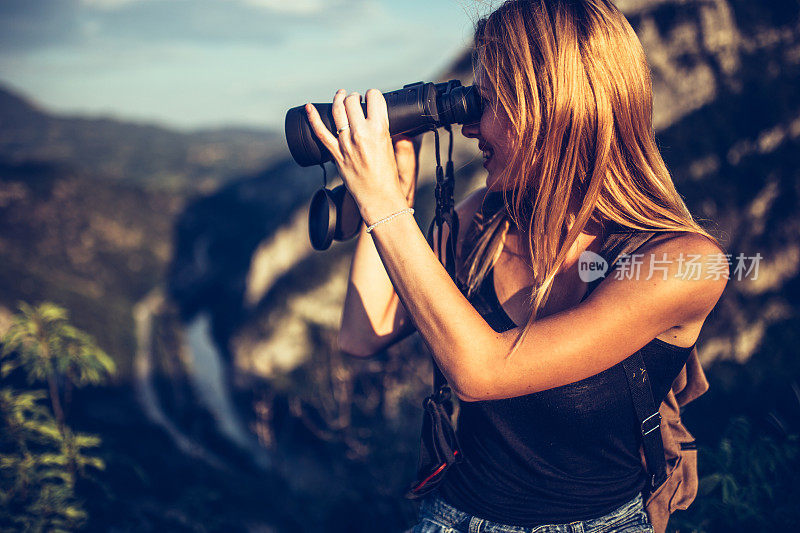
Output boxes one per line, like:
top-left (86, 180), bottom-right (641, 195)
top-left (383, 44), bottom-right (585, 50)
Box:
top-left (586, 226), bottom-right (654, 294)
top-left (623, 351), bottom-right (668, 493)
top-left (406, 149), bottom-right (463, 500)
top-left (594, 227), bottom-right (669, 495)
top-left (427, 191), bottom-right (507, 430)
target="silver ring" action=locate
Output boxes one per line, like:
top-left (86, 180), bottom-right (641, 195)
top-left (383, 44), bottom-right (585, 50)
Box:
top-left (336, 125), bottom-right (350, 135)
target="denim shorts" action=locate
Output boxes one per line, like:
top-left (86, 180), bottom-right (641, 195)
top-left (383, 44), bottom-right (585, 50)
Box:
top-left (406, 489), bottom-right (655, 533)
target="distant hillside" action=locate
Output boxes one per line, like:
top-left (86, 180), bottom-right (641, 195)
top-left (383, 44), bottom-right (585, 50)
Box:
top-left (0, 85), bottom-right (284, 191)
top-left (0, 160), bottom-right (181, 370)
top-left (0, 83), bottom-right (293, 373)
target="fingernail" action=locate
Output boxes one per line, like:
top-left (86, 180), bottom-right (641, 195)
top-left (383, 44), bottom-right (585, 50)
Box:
top-left (304, 103), bottom-right (311, 113)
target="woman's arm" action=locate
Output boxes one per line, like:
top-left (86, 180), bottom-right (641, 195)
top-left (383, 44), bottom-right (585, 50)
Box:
top-left (338, 137), bottom-right (420, 357)
top-left (307, 90), bottom-right (728, 400)
top-left (368, 221), bottom-right (726, 401)
top-left (338, 223), bottom-right (416, 357)
top-left (339, 159), bottom-right (486, 357)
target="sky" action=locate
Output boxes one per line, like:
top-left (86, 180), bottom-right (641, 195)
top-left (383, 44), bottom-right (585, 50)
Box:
top-left (0, 0), bottom-right (489, 131)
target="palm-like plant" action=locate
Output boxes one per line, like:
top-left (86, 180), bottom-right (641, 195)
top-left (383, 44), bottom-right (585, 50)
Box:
top-left (0, 302), bottom-right (113, 531)
top-left (1, 302), bottom-right (115, 434)
top-left (0, 388), bottom-right (60, 499)
top-left (0, 387), bottom-right (94, 531)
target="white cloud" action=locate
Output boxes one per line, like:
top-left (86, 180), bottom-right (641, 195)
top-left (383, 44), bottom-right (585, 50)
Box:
top-left (81, 0), bottom-right (141, 10)
top-left (237, 0), bottom-right (328, 15)
top-left (80, 0), bottom-right (358, 16)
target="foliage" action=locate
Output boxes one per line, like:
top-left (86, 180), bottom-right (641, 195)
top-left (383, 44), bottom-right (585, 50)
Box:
top-left (671, 383), bottom-right (800, 532)
top-left (0, 302), bottom-right (114, 532)
top-left (1, 302), bottom-right (116, 431)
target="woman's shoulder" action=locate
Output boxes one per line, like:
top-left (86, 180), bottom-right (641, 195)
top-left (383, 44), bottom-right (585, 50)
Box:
top-left (638, 229), bottom-right (726, 259)
top-left (602, 229), bottom-right (728, 323)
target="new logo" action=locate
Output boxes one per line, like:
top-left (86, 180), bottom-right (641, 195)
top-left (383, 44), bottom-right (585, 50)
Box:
top-left (578, 251), bottom-right (608, 283)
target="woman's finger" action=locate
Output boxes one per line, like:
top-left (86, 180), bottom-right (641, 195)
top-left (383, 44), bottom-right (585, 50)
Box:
top-left (343, 92), bottom-right (367, 134)
top-left (305, 103), bottom-right (342, 161)
top-left (365, 89), bottom-right (389, 129)
top-left (331, 89), bottom-right (349, 135)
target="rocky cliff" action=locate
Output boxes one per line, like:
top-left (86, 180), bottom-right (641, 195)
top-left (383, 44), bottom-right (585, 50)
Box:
top-left (1, 0), bottom-right (798, 530)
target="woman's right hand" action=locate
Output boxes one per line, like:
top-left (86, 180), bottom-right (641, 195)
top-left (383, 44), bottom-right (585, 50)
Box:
top-left (392, 134), bottom-right (422, 205)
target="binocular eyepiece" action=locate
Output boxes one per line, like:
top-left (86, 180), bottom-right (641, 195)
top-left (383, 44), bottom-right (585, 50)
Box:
top-left (285, 80), bottom-right (482, 167)
top-left (284, 79), bottom-right (482, 250)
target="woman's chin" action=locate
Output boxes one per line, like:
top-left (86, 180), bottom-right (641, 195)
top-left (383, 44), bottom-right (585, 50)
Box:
top-left (486, 173), bottom-right (510, 192)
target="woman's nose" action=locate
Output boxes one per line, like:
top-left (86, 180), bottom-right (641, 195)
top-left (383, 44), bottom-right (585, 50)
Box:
top-left (461, 121), bottom-right (480, 139)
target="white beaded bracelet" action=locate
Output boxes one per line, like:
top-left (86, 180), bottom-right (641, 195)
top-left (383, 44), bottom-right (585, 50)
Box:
top-left (365, 207), bottom-right (415, 234)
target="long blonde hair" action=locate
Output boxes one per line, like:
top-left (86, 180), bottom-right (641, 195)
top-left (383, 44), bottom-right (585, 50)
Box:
top-left (463, 0), bottom-right (721, 346)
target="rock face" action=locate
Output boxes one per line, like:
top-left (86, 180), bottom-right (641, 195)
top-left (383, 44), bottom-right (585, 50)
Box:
top-left (2, 0), bottom-right (799, 530)
top-left (0, 160), bottom-right (181, 369)
top-left (209, 0), bottom-right (800, 383)
top-left (622, 0), bottom-right (800, 365)
top-left (0, 88), bottom-right (283, 374)
top-left (193, 0), bottom-right (800, 525)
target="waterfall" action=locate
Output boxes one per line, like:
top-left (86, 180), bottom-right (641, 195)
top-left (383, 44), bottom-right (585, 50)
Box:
top-left (133, 290), bottom-right (227, 471)
top-left (184, 313), bottom-right (272, 470)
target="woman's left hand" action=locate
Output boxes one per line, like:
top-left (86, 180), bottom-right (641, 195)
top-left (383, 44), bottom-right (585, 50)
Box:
top-left (305, 89), bottom-right (409, 226)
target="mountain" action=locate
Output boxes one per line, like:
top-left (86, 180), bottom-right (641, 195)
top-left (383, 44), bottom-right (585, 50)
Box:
top-left (0, 85), bottom-right (284, 191)
top-left (0, 82), bottom-right (301, 373)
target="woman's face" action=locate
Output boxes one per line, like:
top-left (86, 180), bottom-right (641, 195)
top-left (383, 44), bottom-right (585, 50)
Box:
top-left (461, 71), bottom-right (516, 191)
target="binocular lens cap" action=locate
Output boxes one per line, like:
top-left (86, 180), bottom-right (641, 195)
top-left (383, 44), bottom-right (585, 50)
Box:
top-left (308, 185), bottom-right (362, 251)
top-left (309, 188), bottom-right (336, 251)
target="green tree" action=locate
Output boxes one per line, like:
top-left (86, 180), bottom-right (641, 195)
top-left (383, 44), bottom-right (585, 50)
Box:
top-left (0, 388), bottom-right (91, 531)
top-left (1, 302), bottom-right (115, 435)
top-left (0, 302), bottom-right (115, 532)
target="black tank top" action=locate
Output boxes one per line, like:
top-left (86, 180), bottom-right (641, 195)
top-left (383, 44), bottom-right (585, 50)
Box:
top-left (438, 203), bottom-right (695, 526)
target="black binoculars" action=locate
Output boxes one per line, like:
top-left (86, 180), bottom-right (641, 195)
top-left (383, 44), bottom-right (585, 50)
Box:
top-left (284, 80), bottom-right (482, 250)
top-left (285, 80), bottom-right (482, 167)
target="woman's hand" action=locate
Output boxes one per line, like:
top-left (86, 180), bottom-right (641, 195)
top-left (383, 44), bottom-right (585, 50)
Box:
top-left (305, 89), bottom-right (409, 226)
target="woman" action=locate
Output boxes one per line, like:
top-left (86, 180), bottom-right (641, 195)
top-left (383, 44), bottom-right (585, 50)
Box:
top-left (305, 0), bottom-right (727, 531)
